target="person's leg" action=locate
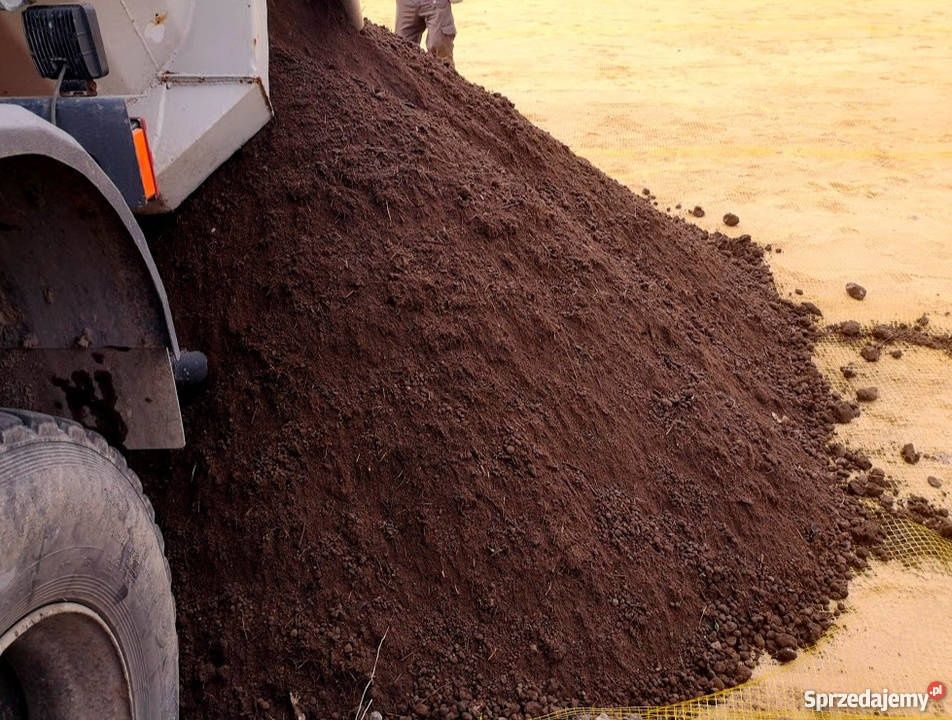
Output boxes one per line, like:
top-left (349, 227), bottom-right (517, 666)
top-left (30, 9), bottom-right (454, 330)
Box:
top-left (421, 0), bottom-right (456, 65)
top-left (395, 0), bottom-right (426, 45)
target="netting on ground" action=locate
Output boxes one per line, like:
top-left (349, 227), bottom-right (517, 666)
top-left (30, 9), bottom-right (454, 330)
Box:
top-left (878, 518), bottom-right (952, 565)
top-left (533, 520), bottom-right (952, 720)
top-left (812, 340), bottom-right (952, 511)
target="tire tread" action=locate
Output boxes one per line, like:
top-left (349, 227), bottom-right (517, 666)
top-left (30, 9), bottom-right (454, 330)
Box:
top-left (0, 409), bottom-right (175, 622)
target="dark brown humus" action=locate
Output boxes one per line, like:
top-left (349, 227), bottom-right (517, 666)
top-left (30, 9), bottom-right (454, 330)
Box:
top-left (135, 3), bottom-right (867, 717)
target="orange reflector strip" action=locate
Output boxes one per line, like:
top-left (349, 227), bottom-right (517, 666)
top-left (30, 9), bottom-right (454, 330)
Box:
top-left (132, 125), bottom-right (158, 201)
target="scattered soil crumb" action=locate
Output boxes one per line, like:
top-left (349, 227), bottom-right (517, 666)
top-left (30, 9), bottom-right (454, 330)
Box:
top-left (838, 320), bottom-right (862, 337)
top-left (801, 302), bottom-right (823, 317)
top-left (901, 443), bottom-right (921, 465)
top-left (832, 400), bottom-right (860, 424)
top-left (846, 282), bottom-right (867, 300)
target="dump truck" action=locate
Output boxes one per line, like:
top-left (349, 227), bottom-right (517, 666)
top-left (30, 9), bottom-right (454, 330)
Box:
top-left (0, 1), bottom-right (360, 717)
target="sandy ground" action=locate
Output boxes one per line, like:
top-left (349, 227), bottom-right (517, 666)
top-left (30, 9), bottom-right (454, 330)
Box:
top-left (733, 560), bottom-right (952, 718)
top-left (363, 0), bottom-right (951, 712)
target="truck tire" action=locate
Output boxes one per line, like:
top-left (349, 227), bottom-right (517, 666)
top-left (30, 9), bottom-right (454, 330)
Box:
top-left (0, 410), bottom-right (177, 719)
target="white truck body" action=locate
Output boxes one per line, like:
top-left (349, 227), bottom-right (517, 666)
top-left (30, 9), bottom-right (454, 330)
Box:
top-left (0, 0), bottom-right (272, 211)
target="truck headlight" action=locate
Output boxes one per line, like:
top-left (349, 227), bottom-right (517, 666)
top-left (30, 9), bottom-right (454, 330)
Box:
top-left (23, 4), bottom-right (109, 81)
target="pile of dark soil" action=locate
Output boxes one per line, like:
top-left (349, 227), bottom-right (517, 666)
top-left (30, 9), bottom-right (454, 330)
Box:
top-left (136, 2), bottom-right (871, 717)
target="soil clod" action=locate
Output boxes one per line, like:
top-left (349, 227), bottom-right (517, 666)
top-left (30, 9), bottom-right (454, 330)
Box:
top-left (845, 283), bottom-right (867, 300)
top-left (901, 443), bottom-right (921, 464)
top-left (838, 320), bottom-right (862, 337)
top-left (774, 648), bottom-right (798, 663)
top-left (832, 401), bottom-right (860, 424)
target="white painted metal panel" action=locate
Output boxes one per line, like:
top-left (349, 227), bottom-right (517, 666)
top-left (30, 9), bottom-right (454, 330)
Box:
top-left (0, 0), bottom-right (272, 211)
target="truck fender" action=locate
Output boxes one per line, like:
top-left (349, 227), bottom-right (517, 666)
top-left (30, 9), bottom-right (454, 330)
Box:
top-left (0, 104), bottom-right (185, 449)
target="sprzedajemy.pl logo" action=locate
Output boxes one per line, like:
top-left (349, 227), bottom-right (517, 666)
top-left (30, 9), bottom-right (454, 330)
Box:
top-left (803, 681), bottom-right (946, 713)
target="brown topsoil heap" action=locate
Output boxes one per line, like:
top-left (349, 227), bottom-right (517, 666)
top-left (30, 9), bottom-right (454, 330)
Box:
top-left (136, 2), bottom-right (870, 718)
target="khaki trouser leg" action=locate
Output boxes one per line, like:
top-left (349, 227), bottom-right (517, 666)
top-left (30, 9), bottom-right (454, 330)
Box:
top-left (420, 0), bottom-right (456, 66)
top-left (395, 0), bottom-right (425, 44)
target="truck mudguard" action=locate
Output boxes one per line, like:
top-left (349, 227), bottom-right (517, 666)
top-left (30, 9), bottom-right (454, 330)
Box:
top-left (0, 104), bottom-right (185, 449)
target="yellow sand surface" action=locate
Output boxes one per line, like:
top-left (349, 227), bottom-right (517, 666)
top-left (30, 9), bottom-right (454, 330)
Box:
top-left (751, 560), bottom-right (951, 716)
top-left (362, 0), bottom-right (951, 711)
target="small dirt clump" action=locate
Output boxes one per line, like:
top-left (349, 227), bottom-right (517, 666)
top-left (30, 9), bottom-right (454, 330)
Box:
top-left (723, 213), bottom-right (740, 227)
top-left (775, 648), bottom-right (798, 663)
top-left (872, 324), bottom-right (897, 341)
top-left (691, 205), bottom-right (705, 218)
top-left (832, 401), bottom-right (860, 424)
top-left (837, 320), bottom-right (862, 337)
top-left (927, 476), bottom-right (943, 489)
top-left (856, 387), bottom-right (878, 402)
top-left (845, 283), bottom-right (867, 300)
top-left (901, 443), bottom-right (921, 464)
top-left (900, 496), bottom-right (952, 539)
top-left (860, 345), bottom-right (882, 362)
top-left (801, 302), bottom-right (823, 317)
